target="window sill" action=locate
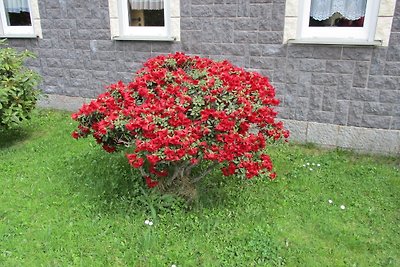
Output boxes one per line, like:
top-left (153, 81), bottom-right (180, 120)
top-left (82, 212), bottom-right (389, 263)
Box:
top-left (287, 38), bottom-right (382, 46)
top-left (0, 34), bottom-right (38, 39)
top-left (112, 35), bottom-right (176, 41)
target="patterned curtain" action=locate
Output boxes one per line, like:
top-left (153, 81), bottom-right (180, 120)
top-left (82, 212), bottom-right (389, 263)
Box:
top-left (129, 0), bottom-right (164, 10)
top-left (3, 0), bottom-right (30, 13)
top-left (310, 0), bottom-right (367, 21)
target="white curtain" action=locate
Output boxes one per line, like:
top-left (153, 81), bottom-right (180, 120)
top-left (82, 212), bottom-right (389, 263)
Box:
top-left (310, 0), bottom-right (367, 21)
top-left (129, 0), bottom-right (164, 10)
top-left (3, 0), bottom-right (30, 13)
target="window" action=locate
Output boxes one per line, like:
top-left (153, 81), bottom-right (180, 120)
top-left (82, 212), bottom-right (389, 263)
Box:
top-left (283, 0), bottom-right (395, 46)
top-left (0, 0), bottom-right (34, 37)
top-left (298, 0), bottom-right (380, 43)
top-left (109, 0), bottom-right (180, 41)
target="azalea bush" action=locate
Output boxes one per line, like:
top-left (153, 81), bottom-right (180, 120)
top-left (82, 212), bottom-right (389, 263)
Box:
top-left (72, 53), bottom-right (288, 200)
top-left (0, 39), bottom-right (41, 129)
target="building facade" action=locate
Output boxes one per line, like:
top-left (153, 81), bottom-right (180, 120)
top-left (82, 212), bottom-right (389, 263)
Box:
top-left (2, 0), bottom-right (399, 153)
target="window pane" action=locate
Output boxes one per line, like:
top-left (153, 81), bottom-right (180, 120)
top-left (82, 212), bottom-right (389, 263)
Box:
top-left (309, 0), bottom-right (366, 27)
top-left (3, 0), bottom-right (32, 26)
top-left (128, 1), bottom-right (164, 27)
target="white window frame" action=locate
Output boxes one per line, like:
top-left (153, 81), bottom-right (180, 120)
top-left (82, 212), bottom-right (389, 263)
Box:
top-left (0, 0), bottom-right (35, 37)
top-left (112, 0), bottom-right (175, 41)
top-left (283, 0), bottom-right (396, 46)
top-left (297, 0), bottom-right (380, 44)
top-left (0, 0), bottom-right (41, 38)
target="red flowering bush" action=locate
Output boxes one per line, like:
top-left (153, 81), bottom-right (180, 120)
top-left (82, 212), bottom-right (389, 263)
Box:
top-left (72, 53), bottom-right (288, 199)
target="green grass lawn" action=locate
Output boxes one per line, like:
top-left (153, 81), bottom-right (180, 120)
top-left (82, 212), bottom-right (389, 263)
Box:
top-left (1, 109), bottom-right (399, 266)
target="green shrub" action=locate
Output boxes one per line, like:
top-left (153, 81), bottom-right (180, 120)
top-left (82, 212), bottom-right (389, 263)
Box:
top-left (0, 39), bottom-right (41, 129)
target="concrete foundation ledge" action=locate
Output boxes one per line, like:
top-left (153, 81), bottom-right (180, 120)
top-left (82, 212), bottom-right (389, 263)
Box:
top-left (38, 94), bottom-right (91, 112)
top-left (282, 119), bottom-right (400, 155)
top-left (38, 94), bottom-right (400, 155)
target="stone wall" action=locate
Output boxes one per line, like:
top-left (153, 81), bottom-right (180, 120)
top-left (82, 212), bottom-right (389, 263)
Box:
top-left (8, 0), bottom-right (400, 131)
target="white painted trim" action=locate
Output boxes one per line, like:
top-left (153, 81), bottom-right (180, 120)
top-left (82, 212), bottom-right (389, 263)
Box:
top-left (297, 0), bottom-right (380, 43)
top-left (283, 0), bottom-right (396, 46)
top-left (108, 0), bottom-right (180, 41)
top-left (0, 0), bottom-right (41, 38)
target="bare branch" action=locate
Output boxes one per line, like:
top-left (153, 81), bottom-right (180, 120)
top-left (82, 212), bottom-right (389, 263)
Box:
top-left (191, 162), bottom-right (219, 184)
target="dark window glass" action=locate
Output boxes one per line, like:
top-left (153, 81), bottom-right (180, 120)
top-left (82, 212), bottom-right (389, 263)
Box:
top-left (128, 1), bottom-right (164, 27)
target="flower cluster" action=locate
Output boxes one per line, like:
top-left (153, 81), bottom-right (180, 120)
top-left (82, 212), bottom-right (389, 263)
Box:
top-left (71, 53), bottom-right (288, 190)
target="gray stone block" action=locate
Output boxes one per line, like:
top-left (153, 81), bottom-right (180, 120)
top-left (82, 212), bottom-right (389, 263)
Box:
top-left (348, 101), bottom-right (364, 126)
top-left (299, 59), bottom-right (326, 72)
top-left (180, 0), bottom-right (191, 16)
top-left (234, 18), bottom-right (259, 31)
top-left (180, 18), bottom-right (203, 31)
top-left (46, 8), bottom-right (61, 19)
top-left (44, 0), bottom-right (60, 9)
top-left (391, 117), bottom-right (400, 130)
top-left (249, 3), bottom-right (273, 18)
top-left (261, 44), bottom-right (287, 57)
top-left (90, 51), bottom-right (117, 61)
top-left (298, 72), bottom-right (311, 88)
top-left (70, 69), bottom-right (90, 79)
top-left (368, 75), bottom-right (400, 90)
top-left (309, 85), bottom-right (323, 109)
top-left (258, 20), bottom-right (272, 32)
top-left (334, 100), bottom-right (350, 125)
top-left (287, 45), bottom-right (313, 58)
top-left (295, 97), bottom-right (309, 120)
top-left (257, 32), bottom-right (283, 44)
top-left (386, 45), bottom-right (400, 62)
top-left (251, 44), bottom-right (286, 57)
top-left (312, 46), bottom-right (342, 60)
top-left (237, 0), bottom-right (251, 17)
top-left (322, 87), bottom-right (337, 112)
top-left (326, 60), bottom-right (355, 74)
top-left (342, 47), bottom-right (373, 61)
top-left (351, 88), bottom-right (379, 102)
top-left (191, 5), bottom-right (213, 17)
top-left (379, 90), bottom-right (400, 104)
top-left (205, 19), bottom-right (234, 43)
top-left (336, 75), bottom-right (353, 100)
top-left (271, 3), bottom-right (285, 31)
top-left (364, 102), bottom-right (393, 116)
top-left (61, 59), bottom-right (82, 69)
top-left (384, 62), bottom-right (400, 76)
top-left (352, 61), bottom-right (369, 88)
top-left (192, 0), bottom-right (213, 4)
top-left (308, 110), bottom-right (335, 123)
top-left (311, 73), bottom-right (337, 86)
top-left (234, 31), bottom-right (258, 43)
top-left (42, 67), bottom-right (65, 77)
top-left (389, 33), bottom-right (400, 46)
top-left (370, 47), bottom-right (387, 75)
top-left (213, 4), bottom-right (237, 17)
top-left (250, 57), bottom-right (274, 69)
top-left (249, 44), bottom-right (262, 56)
top-left (361, 115), bottom-right (391, 129)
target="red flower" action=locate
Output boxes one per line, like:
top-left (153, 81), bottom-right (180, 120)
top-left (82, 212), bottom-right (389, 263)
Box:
top-left (144, 176), bottom-right (159, 188)
top-left (146, 154), bottom-right (160, 165)
top-left (102, 145), bottom-right (116, 153)
top-left (71, 131), bottom-right (80, 139)
top-left (269, 172), bottom-right (277, 180)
